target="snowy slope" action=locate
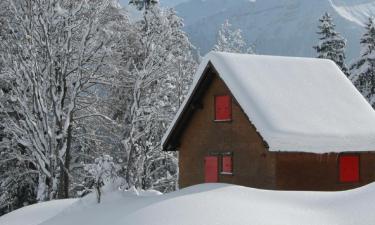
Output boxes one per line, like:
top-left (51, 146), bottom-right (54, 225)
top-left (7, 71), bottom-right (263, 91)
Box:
top-left (2, 183), bottom-right (375, 225)
top-left (175, 0), bottom-right (375, 59)
top-left (331, 0), bottom-right (375, 26)
top-left (160, 0), bottom-right (189, 7)
top-left (0, 199), bottom-right (77, 225)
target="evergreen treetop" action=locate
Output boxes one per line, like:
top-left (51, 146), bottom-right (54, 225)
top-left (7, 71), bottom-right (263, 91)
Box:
top-left (314, 12), bottom-right (348, 75)
top-left (350, 17), bottom-right (375, 108)
top-left (129, 0), bottom-right (158, 10)
top-left (213, 19), bottom-right (254, 54)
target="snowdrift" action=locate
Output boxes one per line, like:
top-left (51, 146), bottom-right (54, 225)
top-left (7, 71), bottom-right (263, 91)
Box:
top-left (0, 199), bottom-right (77, 225)
top-left (1, 183), bottom-right (375, 225)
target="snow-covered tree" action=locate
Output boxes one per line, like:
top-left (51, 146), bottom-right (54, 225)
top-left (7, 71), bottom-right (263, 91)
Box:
top-left (0, 84), bottom-right (38, 214)
top-left (112, 6), bottom-right (197, 191)
top-left (213, 20), bottom-right (254, 54)
top-left (129, 0), bottom-right (158, 10)
top-left (0, 0), bottom-right (197, 215)
top-left (314, 12), bottom-right (348, 75)
top-left (84, 155), bottom-right (118, 203)
top-left (0, 1), bottom-right (39, 215)
top-left (0, 0), bottom-right (119, 202)
top-left (0, 141), bottom-right (38, 215)
top-left (350, 17), bottom-right (375, 108)
top-left (63, 3), bottom-right (131, 199)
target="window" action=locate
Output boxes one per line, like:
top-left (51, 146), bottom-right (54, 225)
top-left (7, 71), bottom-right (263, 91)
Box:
top-left (221, 155), bottom-right (233, 174)
top-left (339, 155), bottom-right (359, 183)
top-left (215, 95), bottom-right (232, 121)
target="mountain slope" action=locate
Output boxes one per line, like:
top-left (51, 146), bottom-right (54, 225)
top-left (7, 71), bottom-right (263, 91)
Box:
top-left (175, 0), bottom-right (375, 59)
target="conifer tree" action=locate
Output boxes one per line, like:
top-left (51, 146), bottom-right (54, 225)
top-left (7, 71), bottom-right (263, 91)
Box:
top-left (213, 20), bottom-right (254, 54)
top-left (350, 17), bottom-right (375, 108)
top-left (129, 0), bottom-right (158, 10)
top-left (314, 12), bottom-right (348, 75)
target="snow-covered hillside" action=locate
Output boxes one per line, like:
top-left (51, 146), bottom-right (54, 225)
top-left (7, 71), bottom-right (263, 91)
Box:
top-left (2, 183), bottom-right (375, 225)
top-left (175, 0), bottom-right (375, 59)
top-left (0, 199), bottom-right (77, 225)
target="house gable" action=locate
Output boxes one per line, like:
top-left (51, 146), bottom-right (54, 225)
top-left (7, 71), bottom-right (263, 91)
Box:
top-left (163, 52), bottom-right (375, 153)
top-left (162, 62), bottom-right (268, 151)
top-left (177, 68), bottom-right (276, 188)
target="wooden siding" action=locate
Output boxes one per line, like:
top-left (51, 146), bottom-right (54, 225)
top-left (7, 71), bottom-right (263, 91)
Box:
top-left (275, 152), bottom-right (375, 191)
top-left (178, 70), bottom-right (277, 189)
top-left (176, 67), bottom-right (375, 191)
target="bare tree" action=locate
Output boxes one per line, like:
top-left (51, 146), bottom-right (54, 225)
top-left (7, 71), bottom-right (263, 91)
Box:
top-left (114, 6), bottom-right (197, 191)
top-left (0, 0), bottom-right (119, 201)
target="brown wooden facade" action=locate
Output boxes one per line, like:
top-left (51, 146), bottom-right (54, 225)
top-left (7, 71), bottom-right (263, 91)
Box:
top-left (164, 64), bottom-right (375, 191)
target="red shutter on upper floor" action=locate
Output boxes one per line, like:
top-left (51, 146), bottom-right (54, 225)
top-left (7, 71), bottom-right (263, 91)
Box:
top-left (339, 155), bottom-right (359, 183)
top-left (215, 95), bottom-right (231, 121)
top-left (204, 156), bottom-right (218, 183)
top-left (221, 156), bottom-right (233, 174)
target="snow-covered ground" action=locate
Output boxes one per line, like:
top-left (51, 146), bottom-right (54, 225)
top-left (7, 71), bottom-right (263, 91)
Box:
top-left (1, 183), bottom-right (375, 225)
top-left (0, 199), bottom-right (77, 225)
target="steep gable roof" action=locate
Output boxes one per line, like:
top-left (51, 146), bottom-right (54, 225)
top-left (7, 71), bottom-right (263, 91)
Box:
top-left (162, 51), bottom-right (375, 153)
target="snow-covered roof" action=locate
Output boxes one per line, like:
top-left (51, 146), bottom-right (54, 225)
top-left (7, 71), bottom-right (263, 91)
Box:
top-left (162, 51), bottom-right (375, 153)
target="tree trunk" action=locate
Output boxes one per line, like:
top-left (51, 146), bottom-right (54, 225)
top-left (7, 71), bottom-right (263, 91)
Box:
top-left (36, 173), bottom-right (48, 202)
top-left (96, 184), bottom-right (101, 204)
top-left (57, 119), bottom-right (72, 199)
top-left (64, 121), bottom-right (73, 197)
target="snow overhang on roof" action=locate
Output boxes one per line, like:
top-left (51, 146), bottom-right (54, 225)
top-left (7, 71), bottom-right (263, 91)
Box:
top-left (162, 51), bottom-right (375, 153)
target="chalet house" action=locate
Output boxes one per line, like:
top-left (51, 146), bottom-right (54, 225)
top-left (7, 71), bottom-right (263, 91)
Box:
top-left (162, 51), bottom-right (375, 191)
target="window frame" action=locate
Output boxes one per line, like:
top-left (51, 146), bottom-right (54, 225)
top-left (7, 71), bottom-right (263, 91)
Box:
top-left (220, 152), bottom-right (234, 175)
top-left (338, 154), bottom-right (360, 183)
top-left (214, 94), bottom-right (232, 122)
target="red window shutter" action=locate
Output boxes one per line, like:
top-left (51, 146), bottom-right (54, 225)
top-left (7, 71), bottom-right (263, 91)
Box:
top-left (215, 95), bottom-right (231, 121)
top-left (204, 156), bottom-right (218, 183)
top-left (222, 156), bottom-right (233, 174)
top-left (339, 155), bottom-right (359, 183)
